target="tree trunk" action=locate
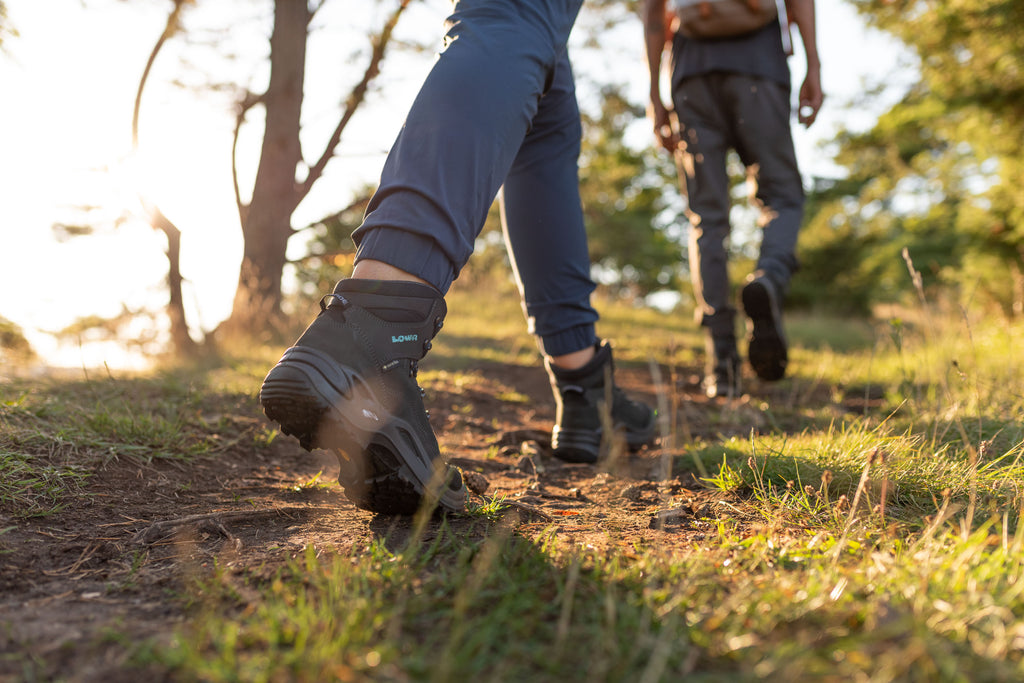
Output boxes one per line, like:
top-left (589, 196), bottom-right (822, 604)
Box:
top-left (152, 207), bottom-right (199, 355)
top-left (222, 0), bottom-right (310, 337)
top-left (219, 0), bottom-right (412, 341)
top-left (133, 0), bottom-right (199, 357)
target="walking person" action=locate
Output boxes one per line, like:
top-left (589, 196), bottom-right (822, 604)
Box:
top-left (643, 0), bottom-right (823, 397)
top-left (259, 0), bottom-right (656, 516)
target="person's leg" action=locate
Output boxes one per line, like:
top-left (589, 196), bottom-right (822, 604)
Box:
top-left (727, 74), bottom-right (804, 295)
top-left (500, 52), bottom-right (596, 359)
top-left (673, 74), bottom-right (741, 397)
top-left (726, 73), bottom-right (803, 381)
top-left (261, 0), bottom-right (584, 514)
top-left (674, 76), bottom-right (735, 337)
top-left (501, 52), bottom-right (655, 463)
top-left (353, 0), bottom-right (585, 293)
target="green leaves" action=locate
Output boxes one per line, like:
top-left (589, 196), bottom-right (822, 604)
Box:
top-left (579, 86), bottom-right (687, 297)
top-left (800, 0), bottom-right (1024, 316)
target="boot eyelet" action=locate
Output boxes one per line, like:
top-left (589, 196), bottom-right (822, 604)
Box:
top-left (319, 293), bottom-right (349, 311)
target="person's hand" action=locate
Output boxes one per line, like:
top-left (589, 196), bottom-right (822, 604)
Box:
top-left (797, 67), bottom-right (823, 127)
top-left (648, 98), bottom-right (680, 152)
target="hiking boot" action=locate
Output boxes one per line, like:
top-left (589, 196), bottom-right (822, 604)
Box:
top-left (703, 333), bottom-right (741, 398)
top-left (546, 340), bottom-right (656, 464)
top-left (741, 273), bottom-right (788, 381)
top-left (259, 279), bottom-right (467, 515)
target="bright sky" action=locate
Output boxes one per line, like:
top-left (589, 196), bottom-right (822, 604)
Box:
top-left (0, 0), bottom-right (910, 369)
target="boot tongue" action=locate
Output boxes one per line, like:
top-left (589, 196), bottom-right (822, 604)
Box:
top-left (335, 278), bottom-right (445, 322)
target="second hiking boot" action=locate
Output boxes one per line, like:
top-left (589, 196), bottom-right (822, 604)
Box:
top-left (259, 279), bottom-right (467, 515)
top-left (546, 340), bottom-right (656, 464)
top-left (741, 273), bottom-right (788, 381)
top-left (704, 333), bottom-right (741, 398)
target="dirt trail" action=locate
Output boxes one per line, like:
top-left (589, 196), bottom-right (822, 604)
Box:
top-left (0, 359), bottom-right (777, 682)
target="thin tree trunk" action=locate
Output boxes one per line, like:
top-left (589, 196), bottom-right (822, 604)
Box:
top-left (220, 0), bottom-right (309, 338)
top-left (151, 207), bottom-right (196, 354)
top-left (221, 0), bottom-right (412, 340)
top-left (133, 0), bottom-right (199, 356)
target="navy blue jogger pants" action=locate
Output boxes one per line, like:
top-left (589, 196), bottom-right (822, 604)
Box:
top-left (351, 0), bottom-right (598, 357)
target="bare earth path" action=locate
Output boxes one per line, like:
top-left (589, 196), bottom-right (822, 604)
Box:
top-left (0, 359), bottom-right (803, 682)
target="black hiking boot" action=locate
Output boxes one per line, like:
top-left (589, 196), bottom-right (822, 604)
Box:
top-left (259, 279), bottom-right (467, 515)
top-left (703, 333), bottom-right (741, 399)
top-left (546, 340), bottom-right (656, 464)
top-left (742, 273), bottom-right (788, 381)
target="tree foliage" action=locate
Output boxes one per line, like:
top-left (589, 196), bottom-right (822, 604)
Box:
top-left (288, 189), bottom-right (372, 303)
top-left (0, 1), bottom-right (14, 50)
top-left (797, 0), bottom-right (1024, 316)
top-left (579, 86), bottom-right (685, 298)
top-left (0, 316), bottom-right (35, 363)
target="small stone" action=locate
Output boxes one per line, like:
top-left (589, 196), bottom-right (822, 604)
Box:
top-left (649, 507), bottom-right (691, 530)
top-left (517, 455), bottom-right (537, 476)
top-left (462, 471), bottom-right (489, 495)
top-left (620, 484), bottom-right (643, 502)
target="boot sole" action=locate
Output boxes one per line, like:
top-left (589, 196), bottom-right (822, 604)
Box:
top-left (259, 346), bottom-right (466, 514)
top-left (742, 280), bottom-right (788, 381)
top-left (553, 416), bottom-right (656, 464)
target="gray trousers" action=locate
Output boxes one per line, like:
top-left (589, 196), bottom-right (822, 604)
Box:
top-left (672, 72), bottom-right (804, 337)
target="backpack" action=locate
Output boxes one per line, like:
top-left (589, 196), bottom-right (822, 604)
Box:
top-left (672, 0), bottom-right (782, 40)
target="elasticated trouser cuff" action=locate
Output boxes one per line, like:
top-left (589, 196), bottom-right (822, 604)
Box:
top-left (355, 227), bottom-right (458, 294)
top-left (538, 323), bottom-right (597, 358)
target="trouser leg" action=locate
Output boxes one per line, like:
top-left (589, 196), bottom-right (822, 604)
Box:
top-left (352, 0), bottom-right (584, 294)
top-left (724, 74), bottom-right (804, 294)
top-left (500, 51), bottom-right (597, 357)
top-left (673, 76), bottom-right (735, 338)
top-left (500, 48), bottom-right (653, 460)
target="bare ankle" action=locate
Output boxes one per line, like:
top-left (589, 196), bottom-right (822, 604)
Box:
top-left (351, 259), bottom-right (432, 287)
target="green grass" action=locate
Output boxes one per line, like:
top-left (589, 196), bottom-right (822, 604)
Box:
top-left (7, 278), bottom-right (1024, 679)
top-left (0, 369), bottom-right (266, 517)
top-left (0, 450), bottom-right (88, 519)
top-left (158, 517), bottom-right (1024, 681)
top-left (148, 285), bottom-right (1024, 681)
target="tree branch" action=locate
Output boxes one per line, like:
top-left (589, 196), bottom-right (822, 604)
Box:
top-left (295, 194), bottom-right (371, 233)
top-left (131, 0), bottom-right (199, 355)
top-left (132, 1), bottom-right (187, 151)
top-left (232, 90), bottom-right (265, 225)
top-left (309, 0), bottom-right (329, 18)
top-left (297, 0), bottom-right (412, 202)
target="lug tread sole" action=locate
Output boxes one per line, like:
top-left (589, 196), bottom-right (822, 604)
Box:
top-left (260, 349), bottom-right (465, 514)
top-left (742, 281), bottom-right (788, 382)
